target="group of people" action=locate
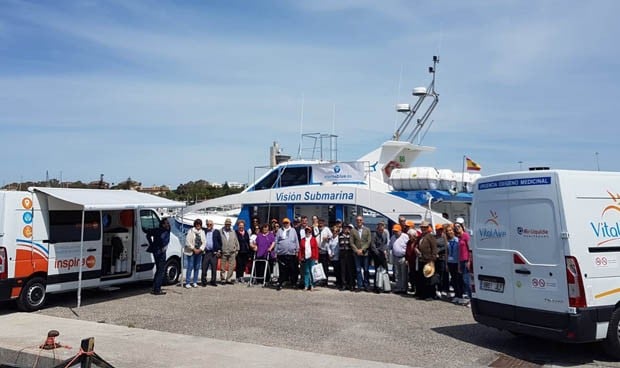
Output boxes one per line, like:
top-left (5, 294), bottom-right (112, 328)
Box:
top-left (157, 213), bottom-right (471, 305)
top-left (390, 215), bottom-right (472, 305)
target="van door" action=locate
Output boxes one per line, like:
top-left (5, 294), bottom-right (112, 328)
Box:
top-left (46, 210), bottom-right (102, 292)
top-left (136, 209), bottom-right (161, 279)
top-left (508, 197), bottom-right (568, 321)
top-left (473, 196), bottom-right (515, 319)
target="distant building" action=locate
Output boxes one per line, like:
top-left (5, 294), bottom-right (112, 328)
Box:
top-left (140, 186), bottom-right (171, 195)
top-left (210, 182), bottom-right (223, 188)
top-left (228, 182), bottom-right (246, 189)
top-left (87, 180), bottom-right (110, 189)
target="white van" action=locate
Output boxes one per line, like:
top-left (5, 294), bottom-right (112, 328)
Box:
top-left (471, 170), bottom-right (620, 358)
top-left (0, 187), bottom-right (185, 311)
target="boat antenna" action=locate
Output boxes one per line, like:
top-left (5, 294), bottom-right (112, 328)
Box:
top-left (331, 103), bottom-right (336, 135)
top-left (296, 93), bottom-right (305, 159)
top-left (394, 63), bottom-right (404, 134)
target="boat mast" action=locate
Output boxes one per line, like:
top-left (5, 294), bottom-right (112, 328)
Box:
top-left (392, 56), bottom-right (440, 144)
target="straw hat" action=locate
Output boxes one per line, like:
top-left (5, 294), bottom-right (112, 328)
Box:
top-left (423, 261), bottom-right (435, 278)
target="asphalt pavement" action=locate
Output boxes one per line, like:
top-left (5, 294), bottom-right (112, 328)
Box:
top-left (0, 280), bottom-right (618, 367)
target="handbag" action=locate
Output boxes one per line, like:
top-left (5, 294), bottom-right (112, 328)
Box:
top-left (381, 267), bottom-right (391, 292)
top-left (271, 261), bottom-right (279, 281)
top-left (311, 263), bottom-right (326, 281)
top-left (375, 266), bottom-right (384, 289)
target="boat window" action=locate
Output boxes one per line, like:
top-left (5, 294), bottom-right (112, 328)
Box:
top-left (140, 210), bottom-right (160, 232)
top-left (343, 205), bottom-right (389, 236)
top-left (254, 170), bottom-right (280, 190)
top-left (280, 166), bottom-right (310, 187)
top-left (49, 211), bottom-right (101, 243)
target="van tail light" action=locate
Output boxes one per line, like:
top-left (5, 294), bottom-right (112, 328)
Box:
top-left (566, 256), bottom-right (586, 308)
top-left (0, 247), bottom-right (7, 280)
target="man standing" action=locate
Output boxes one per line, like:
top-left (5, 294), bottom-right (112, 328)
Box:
top-left (350, 215), bottom-right (371, 291)
top-left (416, 221), bottom-right (438, 300)
top-left (201, 220), bottom-right (222, 287)
top-left (275, 217), bottom-right (300, 290)
top-left (370, 221), bottom-right (389, 293)
top-left (146, 218), bottom-right (171, 295)
top-left (338, 224), bottom-right (356, 291)
top-left (389, 224), bottom-right (409, 294)
top-left (220, 218), bottom-right (239, 284)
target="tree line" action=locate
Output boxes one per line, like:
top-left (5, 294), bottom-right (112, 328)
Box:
top-left (1, 178), bottom-right (245, 203)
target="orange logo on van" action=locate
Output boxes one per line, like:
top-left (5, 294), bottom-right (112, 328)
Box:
top-left (602, 191), bottom-right (620, 216)
top-left (485, 210), bottom-right (499, 226)
top-left (23, 225), bottom-right (32, 238)
top-left (591, 191), bottom-right (620, 246)
top-left (21, 197), bottom-right (32, 210)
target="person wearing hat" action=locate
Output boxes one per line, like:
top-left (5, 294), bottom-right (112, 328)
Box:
top-left (389, 224), bottom-right (409, 294)
top-left (415, 221), bottom-right (438, 300)
top-left (274, 217), bottom-right (300, 290)
top-left (338, 223), bottom-right (356, 291)
top-left (219, 218), bottom-right (240, 284)
top-left (454, 218), bottom-right (472, 301)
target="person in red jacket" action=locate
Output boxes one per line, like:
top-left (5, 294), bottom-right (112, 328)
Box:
top-left (298, 225), bottom-right (319, 291)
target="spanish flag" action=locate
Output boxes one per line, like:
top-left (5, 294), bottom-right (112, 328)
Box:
top-left (466, 157), bottom-right (481, 171)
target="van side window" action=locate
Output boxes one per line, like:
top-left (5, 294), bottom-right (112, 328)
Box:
top-left (140, 210), bottom-right (160, 232)
top-left (49, 211), bottom-right (101, 243)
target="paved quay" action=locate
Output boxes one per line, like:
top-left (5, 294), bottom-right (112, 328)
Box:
top-left (1, 280), bottom-right (619, 367)
top-left (0, 313), bottom-right (409, 368)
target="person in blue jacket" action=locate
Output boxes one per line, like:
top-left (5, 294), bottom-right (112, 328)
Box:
top-left (146, 218), bottom-right (171, 295)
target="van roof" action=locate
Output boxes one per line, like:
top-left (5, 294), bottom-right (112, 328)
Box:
top-left (30, 187), bottom-right (185, 211)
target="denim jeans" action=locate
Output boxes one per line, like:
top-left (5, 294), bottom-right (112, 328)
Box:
top-left (459, 260), bottom-right (471, 298)
top-left (185, 253), bottom-right (203, 285)
top-left (153, 256), bottom-right (166, 292)
top-left (354, 254), bottom-right (369, 288)
top-left (302, 259), bottom-right (316, 288)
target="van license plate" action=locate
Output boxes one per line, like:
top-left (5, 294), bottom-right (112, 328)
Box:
top-left (480, 280), bottom-right (504, 293)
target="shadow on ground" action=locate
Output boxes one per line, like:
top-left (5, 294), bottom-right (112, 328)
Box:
top-left (432, 323), bottom-right (618, 367)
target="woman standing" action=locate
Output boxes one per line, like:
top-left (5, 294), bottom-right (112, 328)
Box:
top-left (298, 225), bottom-right (319, 291)
top-left (184, 219), bottom-right (205, 288)
top-left (446, 225), bottom-right (463, 303)
top-left (251, 223), bottom-right (275, 282)
top-left (328, 225), bottom-right (341, 289)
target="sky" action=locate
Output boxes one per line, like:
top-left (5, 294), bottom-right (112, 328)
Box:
top-left (1, 0), bottom-right (619, 188)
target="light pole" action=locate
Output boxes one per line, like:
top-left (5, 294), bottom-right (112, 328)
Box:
top-left (518, 161), bottom-right (523, 170)
top-left (595, 152), bottom-right (600, 171)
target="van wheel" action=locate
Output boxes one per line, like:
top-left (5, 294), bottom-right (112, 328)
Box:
top-left (17, 277), bottom-right (47, 312)
top-left (604, 308), bottom-right (620, 359)
top-left (164, 258), bottom-right (181, 285)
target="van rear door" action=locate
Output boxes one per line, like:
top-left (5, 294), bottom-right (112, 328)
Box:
top-left (472, 185), bottom-right (515, 319)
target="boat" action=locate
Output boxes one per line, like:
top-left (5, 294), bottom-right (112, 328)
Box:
top-left (180, 56), bottom-right (472, 231)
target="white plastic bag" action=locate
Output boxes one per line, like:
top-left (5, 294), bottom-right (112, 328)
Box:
top-left (311, 263), bottom-right (326, 281)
